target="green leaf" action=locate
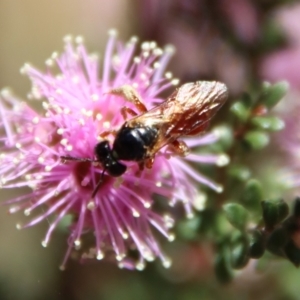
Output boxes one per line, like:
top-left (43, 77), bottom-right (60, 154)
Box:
top-left (284, 240), bottom-right (300, 267)
top-left (293, 197), bottom-right (300, 218)
top-left (230, 102), bottom-right (250, 122)
top-left (177, 217), bottom-right (200, 241)
top-left (244, 131), bottom-right (270, 150)
top-left (266, 227), bottom-right (288, 256)
top-left (251, 116), bottom-right (285, 131)
top-left (261, 81), bottom-right (289, 108)
top-left (223, 203), bottom-right (249, 230)
top-left (57, 214), bottom-right (73, 232)
top-left (213, 125), bottom-right (234, 151)
top-left (214, 247), bottom-right (234, 283)
top-left (230, 233), bottom-right (249, 269)
top-left (228, 165), bottom-right (251, 181)
top-left (260, 20), bottom-right (285, 52)
top-left (239, 92), bottom-right (253, 108)
top-left (262, 199), bottom-right (289, 229)
top-left (241, 179), bottom-right (263, 212)
top-left (248, 230), bottom-right (265, 259)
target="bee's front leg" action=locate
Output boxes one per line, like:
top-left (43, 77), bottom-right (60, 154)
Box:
top-left (135, 157), bottom-right (154, 174)
top-left (107, 85), bottom-right (148, 114)
top-left (121, 106), bottom-right (138, 120)
top-left (99, 129), bottom-right (117, 139)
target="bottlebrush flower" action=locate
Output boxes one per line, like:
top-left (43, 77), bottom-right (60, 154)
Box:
top-left (0, 30), bottom-right (228, 270)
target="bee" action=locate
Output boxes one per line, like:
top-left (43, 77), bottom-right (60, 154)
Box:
top-left (61, 81), bottom-right (228, 197)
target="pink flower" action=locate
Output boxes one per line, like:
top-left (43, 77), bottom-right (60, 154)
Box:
top-left (260, 3), bottom-right (300, 89)
top-left (274, 92), bottom-right (300, 190)
top-left (0, 30), bottom-right (228, 270)
top-left (138, 0), bottom-right (260, 95)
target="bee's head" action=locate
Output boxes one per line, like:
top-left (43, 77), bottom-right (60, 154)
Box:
top-left (94, 141), bottom-right (126, 177)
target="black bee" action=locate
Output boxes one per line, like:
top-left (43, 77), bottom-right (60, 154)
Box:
top-left (61, 81), bottom-right (228, 197)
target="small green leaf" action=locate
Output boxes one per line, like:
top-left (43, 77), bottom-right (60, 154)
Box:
top-left (261, 81), bottom-right (289, 108)
top-left (248, 230), bottom-right (265, 259)
top-left (293, 197), bottom-right (300, 218)
top-left (262, 199), bottom-right (289, 229)
top-left (260, 20), bottom-right (285, 52)
top-left (57, 214), bottom-right (73, 232)
top-left (239, 93), bottom-right (253, 108)
top-left (267, 116), bottom-right (285, 131)
top-left (241, 179), bottom-right (263, 212)
top-left (251, 116), bottom-right (285, 131)
top-left (215, 247), bottom-right (234, 283)
top-left (230, 234), bottom-right (249, 269)
top-left (266, 227), bottom-right (288, 256)
top-left (230, 102), bottom-right (250, 122)
top-left (223, 203), bottom-right (249, 230)
top-left (244, 131), bottom-right (270, 150)
top-left (228, 165), bottom-right (251, 181)
top-left (177, 217), bottom-right (200, 241)
top-left (284, 240), bottom-right (300, 267)
top-left (213, 125), bottom-right (234, 151)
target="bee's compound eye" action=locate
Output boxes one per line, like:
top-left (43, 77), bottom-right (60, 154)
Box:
top-left (95, 141), bottom-right (111, 161)
top-left (107, 161), bottom-right (127, 177)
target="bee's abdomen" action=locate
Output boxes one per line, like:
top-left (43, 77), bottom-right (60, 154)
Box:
top-left (113, 125), bottom-right (158, 161)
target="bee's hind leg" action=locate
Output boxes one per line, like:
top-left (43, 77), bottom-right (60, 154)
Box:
top-left (169, 140), bottom-right (190, 157)
top-left (106, 85), bottom-right (148, 114)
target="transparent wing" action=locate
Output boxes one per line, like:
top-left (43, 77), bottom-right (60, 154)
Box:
top-left (126, 81), bottom-right (228, 154)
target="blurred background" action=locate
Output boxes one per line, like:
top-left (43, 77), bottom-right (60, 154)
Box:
top-left (1, 0), bottom-right (300, 299)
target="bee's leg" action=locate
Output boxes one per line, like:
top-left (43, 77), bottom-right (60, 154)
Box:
top-left (130, 162), bottom-right (144, 179)
top-left (134, 158), bottom-right (154, 183)
top-left (145, 157), bottom-right (154, 169)
top-left (121, 106), bottom-right (138, 120)
top-left (138, 161), bottom-right (145, 171)
top-left (169, 140), bottom-right (190, 157)
top-left (99, 129), bottom-right (117, 139)
top-left (107, 85), bottom-right (148, 113)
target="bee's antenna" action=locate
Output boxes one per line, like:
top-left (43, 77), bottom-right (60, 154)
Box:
top-left (60, 156), bottom-right (96, 163)
top-left (61, 155), bottom-right (105, 198)
top-left (91, 168), bottom-right (106, 198)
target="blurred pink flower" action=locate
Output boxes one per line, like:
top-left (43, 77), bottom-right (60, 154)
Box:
top-left (261, 3), bottom-right (300, 89)
top-left (0, 30), bottom-right (227, 270)
top-left (218, 0), bottom-right (259, 44)
top-left (139, 0), bottom-right (260, 94)
top-left (274, 90), bottom-right (300, 190)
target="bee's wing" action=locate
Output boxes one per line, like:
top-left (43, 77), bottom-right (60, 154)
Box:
top-left (128, 98), bottom-right (181, 128)
top-left (126, 97), bottom-right (183, 152)
top-left (167, 81), bottom-right (228, 136)
top-left (127, 81), bottom-right (228, 155)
